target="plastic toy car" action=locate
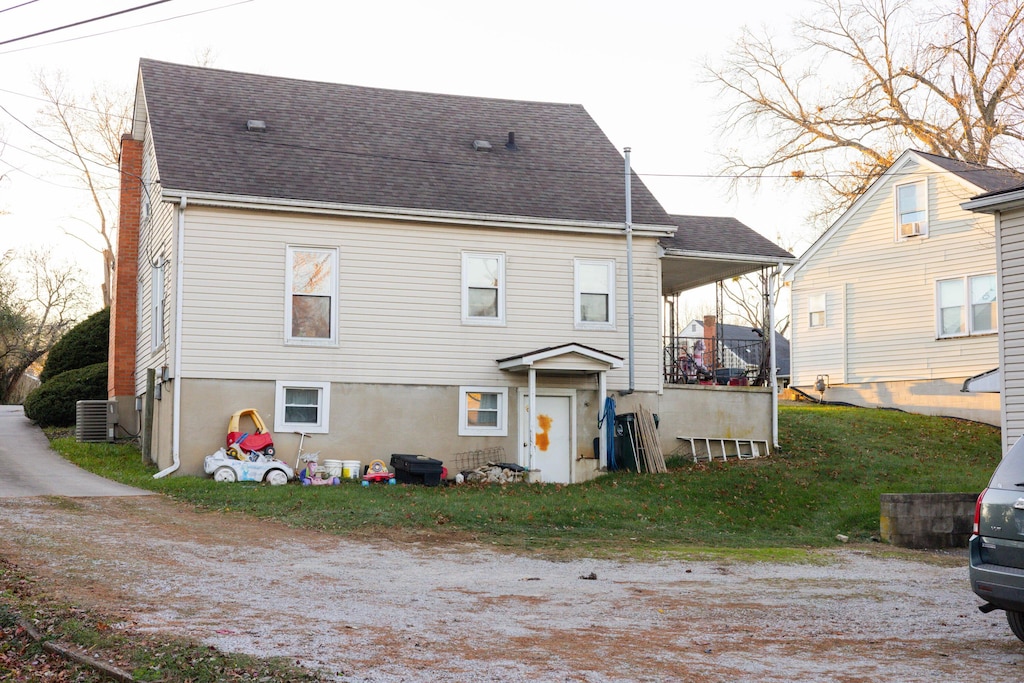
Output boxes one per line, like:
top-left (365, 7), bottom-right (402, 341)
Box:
top-left (204, 447), bottom-right (294, 485)
top-left (226, 408), bottom-right (276, 459)
top-left (361, 459), bottom-right (396, 486)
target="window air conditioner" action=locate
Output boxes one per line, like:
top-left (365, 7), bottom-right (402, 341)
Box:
top-left (900, 221), bottom-right (923, 237)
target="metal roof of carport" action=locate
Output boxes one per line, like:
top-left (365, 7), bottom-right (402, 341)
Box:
top-left (660, 215), bottom-right (796, 294)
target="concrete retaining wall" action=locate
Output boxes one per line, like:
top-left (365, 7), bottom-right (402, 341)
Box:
top-left (879, 493), bottom-right (978, 549)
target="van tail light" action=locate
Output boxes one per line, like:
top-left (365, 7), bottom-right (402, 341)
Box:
top-left (974, 488), bottom-right (987, 535)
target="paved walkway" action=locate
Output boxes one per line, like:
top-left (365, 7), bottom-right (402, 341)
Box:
top-left (0, 405), bottom-right (151, 498)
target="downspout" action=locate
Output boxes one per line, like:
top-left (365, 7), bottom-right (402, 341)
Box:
top-left (622, 147), bottom-right (635, 395)
top-left (154, 195), bottom-right (186, 478)
top-left (770, 262), bottom-right (778, 448)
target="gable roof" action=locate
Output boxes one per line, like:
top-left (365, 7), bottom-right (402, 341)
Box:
top-left (914, 151), bottom-right (1024, 194)
top-left (135, 59), bottom-right (673, 228)
top-left (686, 320), bottom-right (790, 375)
top-left (659, 215), bottom-right (795, 293)
top-left (786, 149), bottom-right (1020, 280)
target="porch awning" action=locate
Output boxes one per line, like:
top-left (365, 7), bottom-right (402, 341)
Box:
top-left (497, 343), bottom-right (623, 374)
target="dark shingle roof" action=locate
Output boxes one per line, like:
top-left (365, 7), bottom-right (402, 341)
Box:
top-left (914, 150), bottom-right (1024, 193)
top-left (138, 59), bottom-right (672, 226)
top-left (660, 215), bottom-right (794, 260)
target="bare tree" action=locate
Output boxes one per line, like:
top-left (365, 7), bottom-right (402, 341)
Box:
top-left (33, 71), bottom-right (132, 308)
top-left (0, 248), bottom-right (91, 403)
top-left (705, 0), bottom-right (1024, 223)
top-left (722, 271), bottom-right (791, 338)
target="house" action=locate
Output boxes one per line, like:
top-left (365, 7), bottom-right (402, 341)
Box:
top-left (786, 150), bottom-right (1022, 425)
top-left (109, 60), bottom-right (793, 483)
top-left (962, 183), bottom-right (1024, 452)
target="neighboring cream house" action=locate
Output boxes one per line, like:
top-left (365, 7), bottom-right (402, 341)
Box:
top-left (963, 183), bottom-right (1024, 451)
top-left (787, 150), bottom-right (1022, 425)
top-left (110, 60), bottom-right (791, 483)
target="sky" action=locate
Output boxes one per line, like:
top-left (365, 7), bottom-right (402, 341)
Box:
top-left (0, 0), bottom-right (817, 309)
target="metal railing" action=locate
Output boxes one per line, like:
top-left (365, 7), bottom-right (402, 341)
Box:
top-left (663, 335), bottom-right (769, 386)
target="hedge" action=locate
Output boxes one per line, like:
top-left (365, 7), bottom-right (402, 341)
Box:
top-left (40, 308), bottom-right (109, 383)
top-left (24, 362), bottom-right (108, 427)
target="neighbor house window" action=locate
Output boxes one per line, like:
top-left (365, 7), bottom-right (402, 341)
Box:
top-left (151, 260), bottom-right (165, 352)
top-left (575, 258), bottom-right (615, 329)
top-left (896, 180), bottom-right (928, 238)
top-left (459, 386), bottom-right (508, 436)
top-left (274, 380), bottom-right (330, 433)
top-left (808, 292), bottom-right (826, 328)
top-left (937, 275), bottom-right (997, 337)
top-left (462, 252), bottom-right (505, 325)
top-left (286, 247), bottom-right (338, 343)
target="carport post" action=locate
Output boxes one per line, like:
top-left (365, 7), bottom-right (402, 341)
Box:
top-left (528, 368), bottom-right (537, 472)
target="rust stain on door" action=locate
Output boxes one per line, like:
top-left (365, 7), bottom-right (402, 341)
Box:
top-left (536, 414), bottom-right (553, 451)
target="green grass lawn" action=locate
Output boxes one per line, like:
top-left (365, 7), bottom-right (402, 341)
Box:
top-left (50, 404), bottom-right (1000, 555)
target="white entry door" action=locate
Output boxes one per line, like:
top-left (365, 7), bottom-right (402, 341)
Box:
top-left (519, 390), bottom-right (574, 484)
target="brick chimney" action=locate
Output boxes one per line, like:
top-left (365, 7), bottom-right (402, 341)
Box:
top-left (108, 134), bottom-right (142, 426)
top-left (703, 314), bottom-right (717, 370)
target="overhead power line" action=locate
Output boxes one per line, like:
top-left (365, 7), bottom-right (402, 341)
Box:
top-left (0, 0), bottom-right (175, 47)
top-left (0, 0), bottom-right (41, 15)
top-left (0, 0), bottom-right (254, 56)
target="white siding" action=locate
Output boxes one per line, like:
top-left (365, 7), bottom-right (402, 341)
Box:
top-left (999, 209), bottom-right (1024, 450)
top-left (790, 157), bottom-right (998, 388)
top-left (133, 121), bottom-right (176, 397)
top-left (177, 207), bottom-right (662, 392)
top-left (791, 287), bottom-right (845, 384)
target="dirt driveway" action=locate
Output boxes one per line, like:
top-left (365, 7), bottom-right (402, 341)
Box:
top-left (1, 494), bottom-right (1022, 682)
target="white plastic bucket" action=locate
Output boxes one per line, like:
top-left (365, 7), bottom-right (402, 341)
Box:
top-left (342, 460), bottom-right (362, 479)
top-left (322, 460), bottom-right (343, 478)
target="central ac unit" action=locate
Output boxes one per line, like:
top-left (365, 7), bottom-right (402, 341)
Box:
top-left (76, 400), bottom-right (115, 443)
top-left (900, 221), bottom-right (923, 237)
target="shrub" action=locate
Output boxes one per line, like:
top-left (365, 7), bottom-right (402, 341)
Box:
top-left (40, 308), bottom-right (109, 383)
top-left (24, 362), bottom-right (108, 427)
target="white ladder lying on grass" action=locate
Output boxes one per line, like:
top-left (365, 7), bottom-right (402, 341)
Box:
top-left (676, 436), bottom-right (770, 463)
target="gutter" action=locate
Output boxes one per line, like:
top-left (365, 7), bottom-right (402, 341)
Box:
top-left (160, 188), bottom-right (677, 238)
top-left (153, 195), bottom-right (186, 479)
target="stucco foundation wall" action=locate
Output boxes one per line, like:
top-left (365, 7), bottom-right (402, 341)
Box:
top-left (792, 379), bottom-right (1000, 426)
top-left (655, 386), bottom-right (773, 456)
top-left (166, 378), bottom-right (609, 479)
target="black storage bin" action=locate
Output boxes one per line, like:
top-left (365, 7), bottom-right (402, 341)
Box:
top-left (613, 413), bottom-right (640, 471)
top-left (390, 454), bottom-right (444, 486)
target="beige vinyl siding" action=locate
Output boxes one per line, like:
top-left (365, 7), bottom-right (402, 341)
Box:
top-left (790, 158), bottom-right (998, 387)
top-left (178, 207), bottom-right (661, 391)
top-left (999, 209), bottom-right (1024, 450)
top-left (133, 124), bottom-right (176, 397)
top-left (791, 287), bottom-right (845, 385)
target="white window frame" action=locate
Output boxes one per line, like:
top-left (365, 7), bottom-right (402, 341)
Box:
top-left (274, 380), bottom-right (331, 434)
top-left (151, 259), bottom-right (165, 353)
top-left (808, 292), bottom-right (826, 328)
top-left (285, 246), bottom-right (339, 345)
top-left (936, 274), bottom-right (997, 338)
top-left (574, 258), bottom-right (616, 330)
top-left (461, 252), bottom-right (506, 325)
top-left (895, 180), bottom-right (928, 240)
top-left (458, 386), bottom-right (509, 436)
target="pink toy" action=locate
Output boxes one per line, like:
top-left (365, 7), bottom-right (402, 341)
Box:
top-left (299, 460), bottom-right (340, 486)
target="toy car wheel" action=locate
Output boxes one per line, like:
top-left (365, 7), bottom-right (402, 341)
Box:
top-left (264, 446), bottom-right (276, 458)
top-left (213, 466), bottom-right (236, 483)
top-left (265, 469), bottom-right (288, 486)
top-left (388, 478), bottom-right (396, 485)
top-left (361, 480), bottom-right (369, 487)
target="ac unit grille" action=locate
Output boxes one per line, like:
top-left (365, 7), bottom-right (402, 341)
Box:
top-left (76, 400), bottom-right (113, 443)
top-left (900, 221), bottom-right (923, 237)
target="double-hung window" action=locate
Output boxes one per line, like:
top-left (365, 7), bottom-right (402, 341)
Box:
top-left (937, 275), bottom-right (997, 337)
top-left (808, 292), bottom-right (826, 328)
top-left (274, 380), bottom-right (331, 433)
top-left (286, 247), bottom-right (338, 344)
top-left (462, 252), bottom-right (505, 325)
top-left (458, 386), bottom-right (508, 436)
top-left (896, 181), bottom-right (928, 239)
top-left (575, 259), bottom-right (615, 329)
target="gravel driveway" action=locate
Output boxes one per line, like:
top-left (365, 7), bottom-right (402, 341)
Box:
top-left (1, 494), bottom-right (1022, 682)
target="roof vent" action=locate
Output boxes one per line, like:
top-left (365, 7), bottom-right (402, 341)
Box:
top-left (246, 119), bottom-right (267, 132)
top-left (505, 132), bottom-right (518, 151)
top-left (473, 139), bottom-right (492, 152)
